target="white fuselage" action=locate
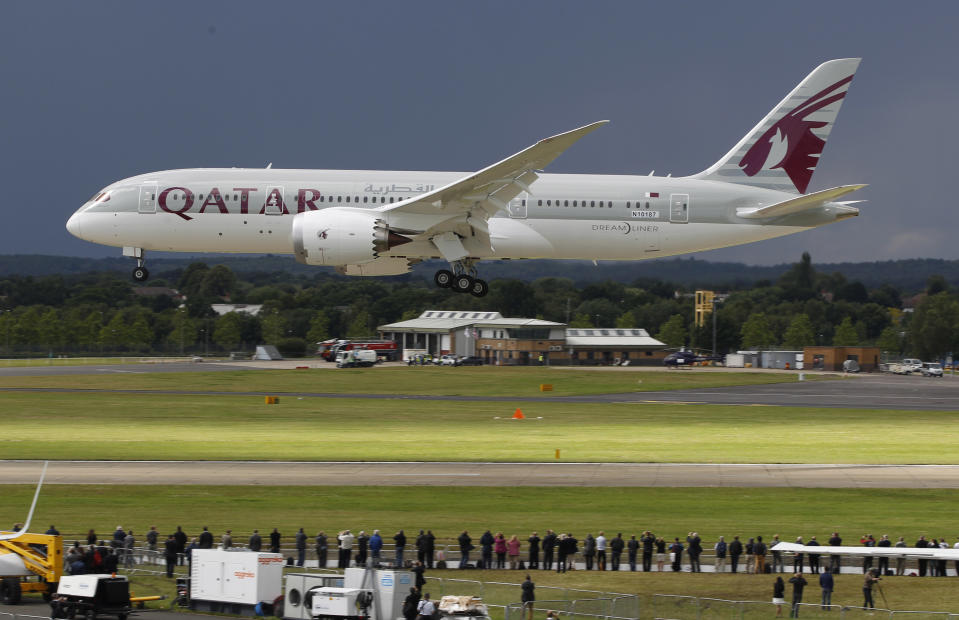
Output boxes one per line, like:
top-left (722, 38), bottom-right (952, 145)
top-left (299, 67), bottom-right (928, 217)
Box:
top-left (67, 168), bottom-right (854, 264)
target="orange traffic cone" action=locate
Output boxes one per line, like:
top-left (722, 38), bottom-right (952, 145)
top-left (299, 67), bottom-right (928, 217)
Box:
top-left (512, 408), bottom-right (525, 419)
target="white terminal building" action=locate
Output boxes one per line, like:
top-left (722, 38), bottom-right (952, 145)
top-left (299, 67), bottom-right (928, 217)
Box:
top-left (378, 310), bottom-right (666, 365)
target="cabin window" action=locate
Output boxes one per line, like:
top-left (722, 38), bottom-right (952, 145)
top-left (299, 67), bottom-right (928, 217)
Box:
top-left (626, 201), bottom-right (631, 208)
top-left (363, 196), bottom-right (368, 203)
top-left (590, 201), bottom-right (595, 207)
top-left (547, 200), bottom-right (551, 206)
top-left (346, 196), bottom-right (350, 203)
top-left (538, 200), bottom-right (542, 206)
top-left (599, 201), bottom-right (604, 207)
top-left (564, 200), bottom-right (568, 206)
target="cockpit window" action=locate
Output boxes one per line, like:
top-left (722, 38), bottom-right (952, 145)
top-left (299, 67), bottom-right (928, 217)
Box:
top-left (89, 191), bottom-right (111, 203)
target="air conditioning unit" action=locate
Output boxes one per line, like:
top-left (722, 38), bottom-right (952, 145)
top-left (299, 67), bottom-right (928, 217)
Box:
top-left (548, 345), bottom-right (563, 351)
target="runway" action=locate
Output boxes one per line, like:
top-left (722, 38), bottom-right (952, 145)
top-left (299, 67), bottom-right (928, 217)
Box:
top-left (3, 460), bottom-right (959, 488)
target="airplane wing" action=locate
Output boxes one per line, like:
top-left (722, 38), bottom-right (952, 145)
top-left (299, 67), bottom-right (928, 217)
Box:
top-left (736, 184), bottom-right (866, 220)
top-left (772, 542), bottom-right (959, 560)
top-left (378, 121), bottom-right (608, 261)
top-left (0, 461), bottom-right (48, 541)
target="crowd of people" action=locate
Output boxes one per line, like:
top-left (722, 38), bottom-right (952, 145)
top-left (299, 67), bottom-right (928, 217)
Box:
top-left (46, 523), bottom-right (959, 580)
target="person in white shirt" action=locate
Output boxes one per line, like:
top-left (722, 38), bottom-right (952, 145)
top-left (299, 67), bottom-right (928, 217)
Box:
top-left (596, 532), bottom-right (608, 571)
top-left (338, 530), bottom-right (355, 568)
top-left (416, 593), bottom-right (435, 620)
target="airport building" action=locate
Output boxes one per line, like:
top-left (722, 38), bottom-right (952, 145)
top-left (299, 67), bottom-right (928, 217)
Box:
top-left (378, 310), bottom-right (666, 364)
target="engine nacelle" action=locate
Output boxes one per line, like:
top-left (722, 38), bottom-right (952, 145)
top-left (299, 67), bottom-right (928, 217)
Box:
top-left (292, 208), bottom-right (410, 266)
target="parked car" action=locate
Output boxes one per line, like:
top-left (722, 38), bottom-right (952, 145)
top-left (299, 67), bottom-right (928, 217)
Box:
top-left (901, 358), bottom-right (923, 374)
top-left (458, 356), bottom-right (486, 366)
top-left (437, 354), bottom-right (460, 366)
top-left (921, 362), bottom-right (943, 377)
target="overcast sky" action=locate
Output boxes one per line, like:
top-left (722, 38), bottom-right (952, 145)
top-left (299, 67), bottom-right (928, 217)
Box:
top-left (3, 1), bottom-right (957, 266)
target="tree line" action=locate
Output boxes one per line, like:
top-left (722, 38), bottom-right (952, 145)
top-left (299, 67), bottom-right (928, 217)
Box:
top-left (0, 253), bottom-right (955, 360)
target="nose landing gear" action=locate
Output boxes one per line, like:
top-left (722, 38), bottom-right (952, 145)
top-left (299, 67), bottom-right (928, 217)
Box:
top-left (434, 260), bottom-right (488, 297)
top-left (124, 247), bottom-right (149, 282)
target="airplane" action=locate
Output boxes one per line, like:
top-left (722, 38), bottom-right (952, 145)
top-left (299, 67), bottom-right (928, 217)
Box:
top-left (662, 350), bottom-right (724, 367)
top-left (67, 59), bottom-right (864, 298)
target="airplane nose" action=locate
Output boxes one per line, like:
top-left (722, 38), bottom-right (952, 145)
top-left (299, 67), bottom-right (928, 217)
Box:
top-left (66, 212), bottom-right (82, 238)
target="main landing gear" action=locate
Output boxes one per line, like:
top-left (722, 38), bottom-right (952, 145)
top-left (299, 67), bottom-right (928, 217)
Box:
top-left (434, 259), bottom-right (488, 297)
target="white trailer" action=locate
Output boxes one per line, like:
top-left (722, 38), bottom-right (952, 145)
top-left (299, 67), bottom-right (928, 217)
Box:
top-left (305, 568), bottom-right (412, 620)
top-left (189, 549), bottom-right (284, 616)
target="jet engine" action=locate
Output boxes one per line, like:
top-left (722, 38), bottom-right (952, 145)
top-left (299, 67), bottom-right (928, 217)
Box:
top-left (292, 208), bottom-right (411, 266)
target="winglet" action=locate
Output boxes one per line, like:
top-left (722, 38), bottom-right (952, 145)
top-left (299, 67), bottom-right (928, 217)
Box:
top-left (0, 461), bottom-right (48, 541)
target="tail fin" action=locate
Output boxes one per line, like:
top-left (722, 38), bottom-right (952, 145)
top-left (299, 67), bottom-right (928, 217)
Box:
top-left (693, 58), bottom-right (861, 193)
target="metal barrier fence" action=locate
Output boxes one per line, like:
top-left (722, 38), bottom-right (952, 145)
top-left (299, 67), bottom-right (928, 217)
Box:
top-left (652, 595), bottom-right (959, 620)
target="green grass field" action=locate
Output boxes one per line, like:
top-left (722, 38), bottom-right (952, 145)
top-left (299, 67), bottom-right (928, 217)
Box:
top-left (0, 366), bottom-right (824, 397)
top-left (1, 389), bottom-right (955, 462)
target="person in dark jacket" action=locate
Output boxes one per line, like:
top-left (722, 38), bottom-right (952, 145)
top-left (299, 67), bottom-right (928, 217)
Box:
top-left (270, 528), bottom-right (282, 554)
top-left (528, 532), bottom-right (541, 569)
top-left (670, 538), bottom-right (684, 572)
top-left (175, 526), bottom-right (189, 564)
top-left (610, 533), bottom-right (625, 571)
top-left (357, 531), bottom-right (369, 567)
top-left (315, 532), bottom-right (328, 568)
top-left (876, 534), bottom-right (891, 575)
top-left (863, 569), bottom-right (880, 609)
top-left (915, 536), bottom-right (929, 576)
top-left (729, 536), bottom-right (743, 573)
top-left (412, 561), bottom-right (426, 591)
top-left (249, 530), bottom-right (262, 552)
top-left (819, 568), bottom-right (834, 609)
top-left (402, 587), bottom-right (421, 620)
top-left (416, 530), bottom-right (428, 565)
top-left (480, 530), bottom-right (494, 569)
top-left (521, 575), bottom-right (535, 620)
top-left (458, 531), bottom-right (473, 569)
top-left (714, 536), bottom-right (728, 573)
top-left (792, 537), bottom-right (803, 574)
top-left (687, 532), bottom-right (702, 572)
top-left (807, 536), bottom-right (821, 574)
top-left (370, 530), bottom-right (383, 565)
top-left (789, 573), bottom-right (808, 618)
top-left (754, 536), bottom-right (768, 574)
top-left (583, 534), bottom-right (596, 570)
top-left (641, 531), bottom-right (655, 572)
top-left (198, 526), bottom-right (213, 550)
top-left (295, 528), bottom-right (308, 567)
top-left (164, 535), bottom-right (178, 578)
top-left (828, 532), bottom-right (842, 574)
top-left (394, 530), bottom-right (407, 567)
top-left (627, 535), bottom-right (639, 571)
top-left (542, 530), bottom-right (556, 571)
top-left (773, 576), bottom-right (786, 617)
top-left (424, 531), bottom-right (436, 569)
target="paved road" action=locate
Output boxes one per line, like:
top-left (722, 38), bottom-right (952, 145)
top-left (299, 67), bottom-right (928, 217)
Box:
top-left (3, 460), bottom-right (959, 488)
top-left (2, 372), bottom-right (956, 410)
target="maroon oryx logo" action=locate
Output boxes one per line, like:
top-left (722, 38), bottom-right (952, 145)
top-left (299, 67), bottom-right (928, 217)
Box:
top-left (318, 229), bottom-right (329, 240)
top-left (739, 75), bottom-right (852, 193)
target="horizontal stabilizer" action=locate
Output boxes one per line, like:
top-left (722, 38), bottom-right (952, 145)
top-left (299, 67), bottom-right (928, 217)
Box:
top-left (736, 184), bottom-right (866, 219)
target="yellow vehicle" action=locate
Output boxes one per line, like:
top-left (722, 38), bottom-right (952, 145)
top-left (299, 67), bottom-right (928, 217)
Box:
top-left (0, 531), bottom-right (63, 603)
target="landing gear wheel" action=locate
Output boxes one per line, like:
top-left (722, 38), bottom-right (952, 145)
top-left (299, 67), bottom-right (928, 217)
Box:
top-left (452, 274), bottom-right (474, 293)
top-left (132, 266), bottom-right (149, 282)
top-left (434, 269), bottom-right (453, 288)
top-left (469, 278), bottom-right (489, 298)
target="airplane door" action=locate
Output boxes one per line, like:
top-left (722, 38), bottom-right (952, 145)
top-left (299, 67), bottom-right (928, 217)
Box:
top-left (508, 195), bottom-right (527, 219)
top-left (669, 194), bottom-right (689, 223)
top-left (138, 184), bottom-right (157, 214)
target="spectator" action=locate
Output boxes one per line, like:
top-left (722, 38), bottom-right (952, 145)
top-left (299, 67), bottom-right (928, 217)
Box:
top-left (754, 536), bottom-right (767, 575)
top-left (480, 530), bottom-right (494, 569)
top-left (789, 572), bottom-right (808, 618)
top-left (772, 576), bottom-right (785, 618)
top-left (164, 534), bottom-right (177, 578)
top-left (861, 534), bottom-right (875, 574)
top-left (123, 530), bottom-right (135, 568)
top-left (687, 532), bottom-right (702, 573)
top-left (198, 527), bottom-right (213, 550)
top-left (583, 533), bottom-right (596, 570)
top-left (357, 530), bottom-right (369, 567)
top-left (370, 530), bottom-right (383, 565)
top-left (771, 534), bottom-right (783, 573)
top-left (494, 532), bottom-right (507, 569)
top-left (610, 533), bottom-right (624, 571)
top-left (655, 537), bottom-right (666, 572)
top-left (542, 530), bottom-right (556, 571)
top-left (186, 537), bottom-right (198, 564)
top-left (528, 532), bottom-right (541, 570)
top-left (339, 530), bottom-right (355, 568)
top-left (863, 569), bottom-right (880, 609)
top-left (556, 534), bottom-right (568, 573)
top-left (521, 574), bottom-right (535, 620)
top-left (113, 526), bottom-right (126, 547)
top-left (564, 534), bottom-right (578, 572)
top-left (249, 529), bottom-right (262, 552)
top-left (222, 530), bottom-right (233, 549)
top-left (86, 529), bottom-right (97, 546)
top-left (819, 565), bottom-right (834, 609)
top-left (46, 525), bottom-right (61, 536)
top-left (316, 532), bottom-right (328, 568)
top-left (147, 526), bottom-right (159, 558)
top-left (416, 593), bottom-right (435, 620)
top-left (412, 561), bottom-right (426, 591)
top-left (296, 528), bottom-right (307, 567)
top-left (104, 547), bottom-right (119, 574)
top-left (894, 536), bottom-right (907, 576)
top-left (714, 536), bottom-right (727, 573)
top-left (876, 534), bottom-right (891, 575)
top-left (670, 538), bottom-right (683, 572)
top-left (915, 535), bottom-right (929, 576)
top-left (641, 531), bottom-right (655, 572)
top-left (174, 526), bottom-right (189, 564)
top-left (458, 530), bottom-right (472, 569)
top-left (627, 535), bottom-right (639, 572)
top-left (394, 530), bottom-right (407, 567)
top-left (745, 538), bottom-right (755, 574)
top-left (828, 532), bottom-right (842, 574)
top-left (792, 537), bottom-right (804, 574)
top-left (402, 588), bottom-right (420, 620)
top-left (416, 530), bottom-right (427, 565)
top-left (424, 530), bottom-right (436, 569)
top-left (595, 531), bottom-right (607, 571)
top-left (507, 535), bottom-right (521, 570)
top-left (270, 528), bottom-right (281, 554)
top-left (807, 536), bottom-right (821, 574)
top-left (937, 538), bottom-right (948, 577)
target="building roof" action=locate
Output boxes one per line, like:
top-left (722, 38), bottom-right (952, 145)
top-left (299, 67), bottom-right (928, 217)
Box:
top-left (211, 303), bottom-right (264, 317)
top-left (565, 328), bottom-right (665, 348)
top-left (379, 310), bottom-right (563, 332)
